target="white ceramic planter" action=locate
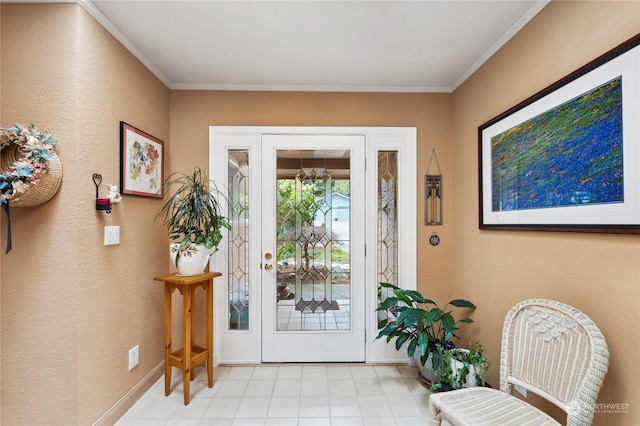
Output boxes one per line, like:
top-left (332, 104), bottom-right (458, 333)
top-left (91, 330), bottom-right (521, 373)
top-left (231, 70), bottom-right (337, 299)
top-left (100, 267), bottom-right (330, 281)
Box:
top-left (449, 349), bottom-right (480, 389)
top-left (413, 351), bottom-right (441, 384)
top-left (170, 242), bottom-right (210, 276)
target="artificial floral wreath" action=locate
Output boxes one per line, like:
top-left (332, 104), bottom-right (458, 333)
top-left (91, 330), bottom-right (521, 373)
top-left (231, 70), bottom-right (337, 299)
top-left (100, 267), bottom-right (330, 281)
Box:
top-left (0, 124), bottom-right (58, 254)
top-left (0, 123), bottom-right (58, 207)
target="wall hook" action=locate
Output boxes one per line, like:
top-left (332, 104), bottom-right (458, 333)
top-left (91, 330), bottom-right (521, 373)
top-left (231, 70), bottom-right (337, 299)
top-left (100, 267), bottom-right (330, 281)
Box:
top-left (93, 173), bottom-right (111, 213)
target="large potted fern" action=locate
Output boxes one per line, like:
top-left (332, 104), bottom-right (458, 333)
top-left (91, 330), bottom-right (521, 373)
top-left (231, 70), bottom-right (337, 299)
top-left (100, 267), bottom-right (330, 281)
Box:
top-left (156, 167), bottom-right (230, 276)
top-left (375, 282), bottom-right (476, 386)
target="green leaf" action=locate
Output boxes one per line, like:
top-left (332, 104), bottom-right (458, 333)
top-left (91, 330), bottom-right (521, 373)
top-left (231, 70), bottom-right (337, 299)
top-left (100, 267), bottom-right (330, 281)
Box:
top-left (424, 308), bottom-right (443, 326)
top-left (407, 338), bottom-right (418, 357)
top-left (402, 289), bottom-right (426, 303)
top-left (375, 297), bottom-right (401, 311)
top-left (396, 308), bottom-right (427, 327)
top-left (378, 282), bottom-right (397, 289)
top-left (395, 334), bottom-right (410, 351)
top-left (393, 288), bottom-right (413, 306)
top-left (441, 313), bottom-right (456, 340)
top-left (448, 299), bottom-right (476, 309)
top-left (375, 323), bottom-right (398, 337)
top-left (417, 331), bottom-right (430, 355)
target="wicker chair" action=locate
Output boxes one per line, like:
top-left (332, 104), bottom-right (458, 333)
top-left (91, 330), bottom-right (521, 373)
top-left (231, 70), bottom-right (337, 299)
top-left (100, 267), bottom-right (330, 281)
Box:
top-left (428, 299), bottom-right (609, 426)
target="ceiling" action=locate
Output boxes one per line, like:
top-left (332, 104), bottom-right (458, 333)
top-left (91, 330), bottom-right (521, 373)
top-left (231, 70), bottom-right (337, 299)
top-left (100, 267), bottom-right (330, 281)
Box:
top-left (81, 0), bottom-right (549, 93)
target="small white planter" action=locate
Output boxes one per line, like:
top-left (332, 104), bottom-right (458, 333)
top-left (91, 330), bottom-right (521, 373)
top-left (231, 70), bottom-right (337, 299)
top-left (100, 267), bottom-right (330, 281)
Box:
top-left (448, 349), bottom-right (481, 389)
top-left (170, 242), bottom-right (210, 276)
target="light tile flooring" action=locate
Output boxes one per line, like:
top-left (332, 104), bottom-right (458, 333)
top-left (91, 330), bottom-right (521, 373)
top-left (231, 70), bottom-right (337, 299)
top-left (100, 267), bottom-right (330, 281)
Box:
top-left (116, 364), bottom-right (433, 425)
top-left (277, 299), bottom-right (351, 331)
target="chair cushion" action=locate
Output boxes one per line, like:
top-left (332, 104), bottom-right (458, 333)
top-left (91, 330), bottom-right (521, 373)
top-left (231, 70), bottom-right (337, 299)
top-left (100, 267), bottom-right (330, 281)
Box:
top-left (429, 387), bottom-right (561, 426)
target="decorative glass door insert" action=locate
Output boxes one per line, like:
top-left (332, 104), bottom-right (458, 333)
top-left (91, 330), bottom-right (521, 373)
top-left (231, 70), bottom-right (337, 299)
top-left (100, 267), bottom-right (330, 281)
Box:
top-left (377, 151), bottom-right (398, 302)
top-left (275, 150), bottom-right (351, 331)
top-left (261, 134), bottom-right (365, 362)
top-left (228, 150), bottom-right (250, 330)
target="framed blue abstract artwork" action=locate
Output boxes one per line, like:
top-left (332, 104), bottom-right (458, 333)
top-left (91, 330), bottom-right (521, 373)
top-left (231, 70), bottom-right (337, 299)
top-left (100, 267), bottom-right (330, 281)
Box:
top-left (479, 34), bottom-right (640, 234)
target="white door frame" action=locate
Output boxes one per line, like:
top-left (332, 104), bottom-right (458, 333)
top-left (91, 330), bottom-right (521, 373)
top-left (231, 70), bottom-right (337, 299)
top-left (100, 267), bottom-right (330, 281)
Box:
top-left (210, 126), bottom-right (416, 365)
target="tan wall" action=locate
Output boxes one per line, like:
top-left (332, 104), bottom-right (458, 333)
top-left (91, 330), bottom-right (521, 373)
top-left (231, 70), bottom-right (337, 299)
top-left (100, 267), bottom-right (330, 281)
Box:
top-left (451, 1), bottom-right (640, 425)
top-left (1, 4), bottom-right (170, 424)
top-left (169, 90), bottom-right (454, 305)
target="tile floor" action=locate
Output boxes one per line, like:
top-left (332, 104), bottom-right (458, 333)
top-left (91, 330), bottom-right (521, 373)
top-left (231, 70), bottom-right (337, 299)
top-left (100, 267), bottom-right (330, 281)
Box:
top-left (116, 364), bottom-right (433, 425)
top-left (277, 299), bottom-right (351, 331)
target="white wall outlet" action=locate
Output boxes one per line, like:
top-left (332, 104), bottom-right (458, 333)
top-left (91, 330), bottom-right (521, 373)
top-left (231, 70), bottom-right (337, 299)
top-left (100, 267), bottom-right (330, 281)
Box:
top-left (104, 226), bottom-right (120, 245)
top-left (514, 384), bottom-right (527, 398)
top-left (128, 345), bottom-right (139, 370)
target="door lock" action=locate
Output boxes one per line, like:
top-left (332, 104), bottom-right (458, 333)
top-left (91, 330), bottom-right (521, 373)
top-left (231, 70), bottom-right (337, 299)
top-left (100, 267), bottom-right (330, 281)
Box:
top-left (264, 252), bottom-right (273, 270)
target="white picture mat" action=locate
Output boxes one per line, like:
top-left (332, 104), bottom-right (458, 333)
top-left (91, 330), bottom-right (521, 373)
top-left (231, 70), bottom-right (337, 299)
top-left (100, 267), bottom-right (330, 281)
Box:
top-left (122, 127), bottom-right (163, 196)
top-left (480, 44), bottom-right (640, 226)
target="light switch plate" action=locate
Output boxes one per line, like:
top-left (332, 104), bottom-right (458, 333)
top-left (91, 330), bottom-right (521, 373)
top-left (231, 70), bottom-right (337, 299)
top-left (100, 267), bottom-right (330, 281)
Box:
top-left (129, 345), bottom-right (139, 370)
top-left (104, 226), bottom-right (120, 245)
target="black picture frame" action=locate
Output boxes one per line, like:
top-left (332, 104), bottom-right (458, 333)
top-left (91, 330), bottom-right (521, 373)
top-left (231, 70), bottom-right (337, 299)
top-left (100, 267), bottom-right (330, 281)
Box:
top-left (479, 34), bottom-right (640, 234)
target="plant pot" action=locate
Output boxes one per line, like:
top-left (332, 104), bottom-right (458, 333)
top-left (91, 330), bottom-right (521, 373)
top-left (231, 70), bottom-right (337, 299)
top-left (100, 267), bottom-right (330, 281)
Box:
top-left (170, 242), bottom-right (210, 276)
top-left (413, 350), bottom-right (441, 384)
top-left (448, 349), bottom-right (480, 389)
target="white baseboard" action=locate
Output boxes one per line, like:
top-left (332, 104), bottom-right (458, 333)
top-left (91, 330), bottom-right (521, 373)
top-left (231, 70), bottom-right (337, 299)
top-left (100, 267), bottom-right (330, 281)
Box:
top-left (93, 360), bottom-right (164, 426)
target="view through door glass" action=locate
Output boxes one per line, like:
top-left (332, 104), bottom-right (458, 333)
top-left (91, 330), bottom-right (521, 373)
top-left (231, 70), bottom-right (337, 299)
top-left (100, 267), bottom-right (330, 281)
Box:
top-left (275, 150), bottom-right (351, 332)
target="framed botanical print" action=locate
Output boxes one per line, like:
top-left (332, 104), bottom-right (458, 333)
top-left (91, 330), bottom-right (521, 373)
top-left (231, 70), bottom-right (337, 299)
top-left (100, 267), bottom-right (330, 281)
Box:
top-left (120, 121), bottom-right (164, 198)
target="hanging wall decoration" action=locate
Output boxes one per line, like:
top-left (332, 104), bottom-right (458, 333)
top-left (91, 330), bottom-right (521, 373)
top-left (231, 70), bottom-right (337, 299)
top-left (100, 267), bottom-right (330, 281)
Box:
top-left (479, 34), bottom-right (640, 234)
top-left (120, 121), bottom-right (164, 198)
top-left (425, 149), bottom-right (443, 225)
top-left (0, 123), bottom-right (62, 253)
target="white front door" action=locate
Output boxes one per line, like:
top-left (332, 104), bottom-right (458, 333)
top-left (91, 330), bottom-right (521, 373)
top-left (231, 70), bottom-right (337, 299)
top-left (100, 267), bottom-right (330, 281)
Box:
top-left (261, 135), bottom-right (366, 362)
top-left (210, 126), bottom-right (416, 365)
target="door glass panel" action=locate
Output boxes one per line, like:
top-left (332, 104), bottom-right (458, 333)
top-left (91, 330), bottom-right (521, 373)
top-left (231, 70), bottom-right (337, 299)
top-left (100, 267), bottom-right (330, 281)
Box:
top-left (228, 150), bottom-right (249, 330)
top-left (276, 150), bottom-right (351, 331)
top-left (378, 151), bottom-right (398, 301)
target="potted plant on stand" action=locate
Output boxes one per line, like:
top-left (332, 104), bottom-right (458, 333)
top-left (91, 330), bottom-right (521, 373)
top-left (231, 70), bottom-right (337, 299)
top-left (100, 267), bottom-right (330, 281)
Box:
top-left (375, 282), bottom-right (477, 388)
top-left (155, 167), bottom-right (230, 276)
